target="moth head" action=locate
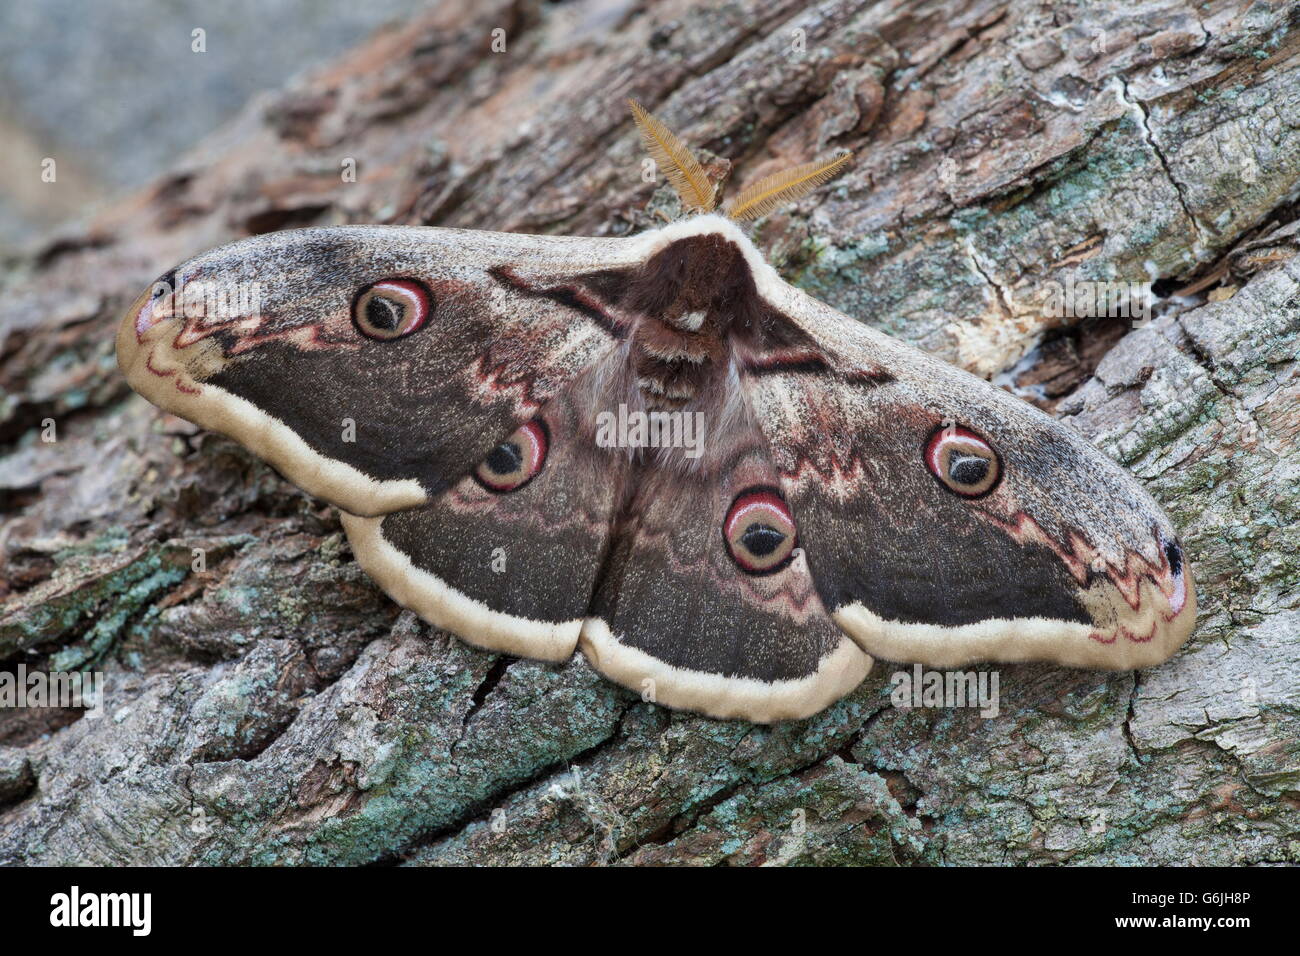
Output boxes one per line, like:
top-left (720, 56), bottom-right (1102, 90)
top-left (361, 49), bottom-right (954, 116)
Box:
top-left (627, 99), bottom-right (852, 222)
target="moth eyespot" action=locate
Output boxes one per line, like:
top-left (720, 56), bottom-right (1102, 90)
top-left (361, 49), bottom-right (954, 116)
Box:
top-left (352, 278), bottom-right (432, 340)
top-left (1164, 540), bottom-right (1182, 575)
top-left (1162, 537), bottom-right (1188, 615)
top-left (724, 487), bottom-right (797, 575)
top-left (474, 420), bottom-right (548, 493)
top-left (925, 425), bottom-right (1001, 498)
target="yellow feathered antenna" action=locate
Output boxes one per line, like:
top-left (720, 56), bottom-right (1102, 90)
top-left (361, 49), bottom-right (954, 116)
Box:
top-left (723, 151), bottom-right (853, 221)
top-left (627, 102), bottom-right (853, 220)
top-left (627, 99), bottom-right (716, 213)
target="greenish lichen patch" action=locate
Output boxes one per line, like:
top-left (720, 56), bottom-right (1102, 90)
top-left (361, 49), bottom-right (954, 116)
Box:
top-left (1, 543), bottom-right (192, 661)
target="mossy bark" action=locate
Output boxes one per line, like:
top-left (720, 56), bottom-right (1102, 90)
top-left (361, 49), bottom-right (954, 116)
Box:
top-left (1, 0), bottom-right (1297, 865)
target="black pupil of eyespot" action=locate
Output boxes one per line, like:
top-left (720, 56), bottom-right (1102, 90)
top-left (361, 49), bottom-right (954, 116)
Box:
top-left (1164, 541), bottom-right (1182, 575)
top-left (366, 295), bottom-right (402, 331)
top-left (741, 523), bottom-right (785, 557)
top-left (949, 453), bottom-right (989, 486)
top-left (486, 441), bottom-right (523, 476)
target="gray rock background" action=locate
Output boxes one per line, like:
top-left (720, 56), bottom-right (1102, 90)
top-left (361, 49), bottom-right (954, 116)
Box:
top-left (0, 0), bottom-right (426, 248)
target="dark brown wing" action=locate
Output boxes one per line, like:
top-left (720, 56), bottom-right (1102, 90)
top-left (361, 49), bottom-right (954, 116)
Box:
top-left (740, 281), bottom-right (1197, 671)
top-left (579, 430), bottom-right (871, 722)
top-left (117, 225), bottom-right (643, 516)
top-left (340, 386), bottom-right (629, 662)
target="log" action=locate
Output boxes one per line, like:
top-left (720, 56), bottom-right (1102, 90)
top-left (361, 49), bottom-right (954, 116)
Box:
top-left (1, 0), bottom-right (1297, 865)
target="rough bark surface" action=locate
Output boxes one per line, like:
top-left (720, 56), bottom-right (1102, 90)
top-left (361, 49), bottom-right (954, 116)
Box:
top-left (1, 0), bottom-right (1297, 865)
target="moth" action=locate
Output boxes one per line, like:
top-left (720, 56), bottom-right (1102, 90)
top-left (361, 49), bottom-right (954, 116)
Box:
top-left (117, 102), bottom-right (1196, 722)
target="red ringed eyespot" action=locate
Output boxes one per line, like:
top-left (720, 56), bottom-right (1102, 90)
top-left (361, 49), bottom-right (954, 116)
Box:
top-left (723, 487), bottom-right (798, 575)
top-left (352, 278), bottom-right (432, 340)
top-left (474, 420), bottom-right (548, 493)
top-left (925, 424), bottom-right (1001, 498)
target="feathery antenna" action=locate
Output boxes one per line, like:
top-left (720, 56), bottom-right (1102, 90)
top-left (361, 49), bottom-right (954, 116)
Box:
top-left (627, 99), bottom-right (716, 213)
top-left (723, 150), bottom-right (853, 221)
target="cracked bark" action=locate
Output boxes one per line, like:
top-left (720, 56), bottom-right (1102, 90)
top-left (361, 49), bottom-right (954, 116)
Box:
top-left (1, 0), bottom-right (1297, 865)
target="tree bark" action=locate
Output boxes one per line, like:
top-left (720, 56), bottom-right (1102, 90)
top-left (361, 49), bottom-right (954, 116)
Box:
top-left (1, 0), bottom-right (1297, 865)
